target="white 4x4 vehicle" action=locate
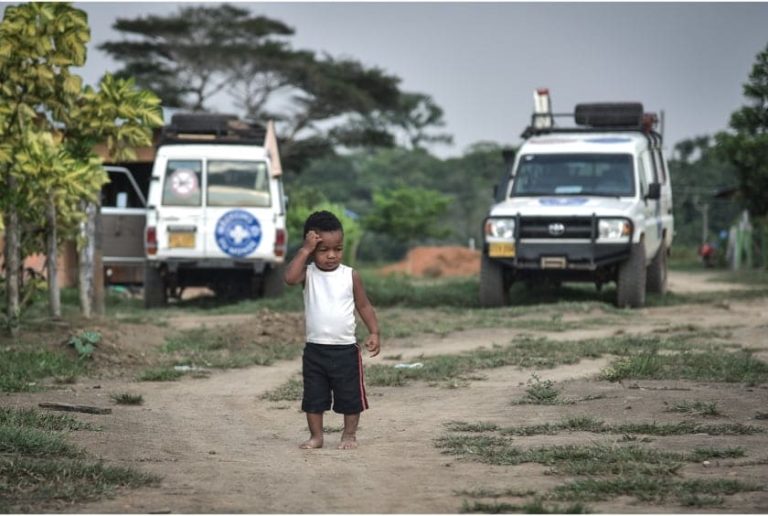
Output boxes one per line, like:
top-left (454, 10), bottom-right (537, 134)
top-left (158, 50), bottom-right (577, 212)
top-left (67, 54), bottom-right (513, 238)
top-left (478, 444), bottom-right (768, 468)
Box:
top-left (481, 97), bottom-right (673, 308)
top-left (143, 114), bottom-right (287, 307)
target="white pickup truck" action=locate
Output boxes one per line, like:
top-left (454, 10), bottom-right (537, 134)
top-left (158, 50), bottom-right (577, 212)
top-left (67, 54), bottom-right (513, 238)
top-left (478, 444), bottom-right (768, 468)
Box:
top-left (481, 92), bottom-right (674, 308)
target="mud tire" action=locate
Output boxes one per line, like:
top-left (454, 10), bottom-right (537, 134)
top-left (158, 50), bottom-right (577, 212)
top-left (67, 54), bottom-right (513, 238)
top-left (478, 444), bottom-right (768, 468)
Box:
top-left (479, 254), bottom-right (508, 307)
top-left (646, 244), bottom-right (668, 295)
top-left (261, 264), bottom-right (285, 298)
top-left (143, 264), bottom-right (167, 308)
top-left (616, 243), bottom-right (646, 308)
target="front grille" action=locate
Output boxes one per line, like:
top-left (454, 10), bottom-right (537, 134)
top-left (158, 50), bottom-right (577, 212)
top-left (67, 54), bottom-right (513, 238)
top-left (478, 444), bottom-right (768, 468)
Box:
top-left (519, 217), bottom-right (594, 239)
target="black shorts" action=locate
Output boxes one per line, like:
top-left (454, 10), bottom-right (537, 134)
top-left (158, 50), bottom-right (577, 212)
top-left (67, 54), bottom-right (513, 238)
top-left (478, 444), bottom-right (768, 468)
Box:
top-left (302, 343), bottom-right (369, 415)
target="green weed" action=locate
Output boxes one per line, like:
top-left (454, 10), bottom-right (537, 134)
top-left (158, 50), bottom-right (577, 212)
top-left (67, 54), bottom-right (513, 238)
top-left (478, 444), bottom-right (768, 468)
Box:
top-left (261, 377), bottom-right (303, 402)
top-left (110, 393), bottom-right (144, 405)
top-left (665, 400), bottom-right (721, 417)
top-left (136, 367), bottom-right (184, 382)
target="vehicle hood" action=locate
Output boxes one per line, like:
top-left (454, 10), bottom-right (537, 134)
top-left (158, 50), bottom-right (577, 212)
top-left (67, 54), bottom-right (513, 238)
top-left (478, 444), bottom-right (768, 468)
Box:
top-left (489, 196), bottom-right (636, 218)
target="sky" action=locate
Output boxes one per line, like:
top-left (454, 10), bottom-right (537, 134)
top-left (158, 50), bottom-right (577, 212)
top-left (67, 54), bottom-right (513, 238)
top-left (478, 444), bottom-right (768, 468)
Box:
top-left (66, 1), bottom-right (768, 158)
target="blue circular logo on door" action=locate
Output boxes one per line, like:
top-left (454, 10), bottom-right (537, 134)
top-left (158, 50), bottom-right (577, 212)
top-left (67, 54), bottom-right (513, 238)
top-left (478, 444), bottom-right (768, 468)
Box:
top-left (215, 210), bottom-right (262, 257)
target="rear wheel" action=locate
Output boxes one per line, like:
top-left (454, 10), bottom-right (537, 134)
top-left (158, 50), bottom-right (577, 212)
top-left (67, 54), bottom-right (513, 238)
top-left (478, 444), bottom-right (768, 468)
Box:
top-left (616, 243), bottom-right (646, 308)
top-left (479, 254), bottom-right (509, 307)
top-left (143, 264), bottom-right (167, 308)
top-left (646, 244), bottom-right (668, 295)
top-left (261, 264), bottom-right (285, 298)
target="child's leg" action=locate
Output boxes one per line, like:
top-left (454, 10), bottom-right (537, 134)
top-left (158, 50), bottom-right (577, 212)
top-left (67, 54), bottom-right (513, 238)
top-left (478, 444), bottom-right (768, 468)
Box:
top-left (300, 412), bottom-right (324, 449)
top-left (338, 413), bottom-right (360, 449)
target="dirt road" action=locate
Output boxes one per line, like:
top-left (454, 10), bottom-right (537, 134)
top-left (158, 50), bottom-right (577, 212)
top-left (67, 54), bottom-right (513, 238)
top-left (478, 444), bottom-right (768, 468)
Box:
top-left (6, 270), bottom-right (768, 513)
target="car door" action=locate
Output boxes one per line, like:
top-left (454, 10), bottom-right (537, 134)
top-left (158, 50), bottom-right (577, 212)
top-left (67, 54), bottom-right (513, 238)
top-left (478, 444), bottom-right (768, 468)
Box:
top-left (202, 159), bottom-right (277, 260)
top-left (638, 151), bottom-right (661, 258)
top-left (100, 166), bottom-right (148, 282)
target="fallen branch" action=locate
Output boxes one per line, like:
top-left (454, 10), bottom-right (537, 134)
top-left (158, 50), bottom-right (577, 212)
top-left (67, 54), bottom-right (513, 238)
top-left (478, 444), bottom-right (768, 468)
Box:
top-left (38, 402), bottom-right (112, 415)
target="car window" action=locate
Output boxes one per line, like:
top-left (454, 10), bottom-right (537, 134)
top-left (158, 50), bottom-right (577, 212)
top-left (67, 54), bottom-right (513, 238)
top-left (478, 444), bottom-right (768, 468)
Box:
top-left (102, 169), bottom-right (146, 208)
top-left (207, 160), bottom-right (271, 208)
top-left (511, 154), bottom-right (635, 197)
top-left (162, 160), bottom-right (203, 207)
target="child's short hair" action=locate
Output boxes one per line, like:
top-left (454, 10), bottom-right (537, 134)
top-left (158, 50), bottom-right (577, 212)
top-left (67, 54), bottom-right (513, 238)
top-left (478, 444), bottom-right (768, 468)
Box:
top-left (303, 210), bottom-right (343, 238)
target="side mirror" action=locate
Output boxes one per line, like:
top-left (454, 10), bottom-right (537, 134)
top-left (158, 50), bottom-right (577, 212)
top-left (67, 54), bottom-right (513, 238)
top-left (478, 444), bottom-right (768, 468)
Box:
top-left (646, 182), bottom-right (661, 200)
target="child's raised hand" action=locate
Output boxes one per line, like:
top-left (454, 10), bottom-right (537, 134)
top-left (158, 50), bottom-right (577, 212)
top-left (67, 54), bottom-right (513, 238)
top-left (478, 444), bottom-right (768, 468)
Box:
top-left (302, 230), bottom-right (322, 253)
top-left (364, 333), bottom-right (380, 357)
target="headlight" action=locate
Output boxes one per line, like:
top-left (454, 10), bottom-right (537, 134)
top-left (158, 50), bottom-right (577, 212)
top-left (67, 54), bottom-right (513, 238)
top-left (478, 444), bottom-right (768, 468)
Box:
top-left (598, 219), bottom-right (631, 240)
top-left (485, 218), bottom-right (515, 239)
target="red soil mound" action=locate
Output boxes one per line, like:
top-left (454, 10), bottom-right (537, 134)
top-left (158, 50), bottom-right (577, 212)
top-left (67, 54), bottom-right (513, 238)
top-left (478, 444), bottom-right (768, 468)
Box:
top-left (378, 246), bottom-right (480, 278)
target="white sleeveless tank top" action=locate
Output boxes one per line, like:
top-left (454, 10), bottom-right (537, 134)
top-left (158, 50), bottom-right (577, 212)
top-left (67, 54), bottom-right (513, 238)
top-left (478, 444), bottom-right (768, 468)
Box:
top-left (304, 262), bottom-right (356, 345)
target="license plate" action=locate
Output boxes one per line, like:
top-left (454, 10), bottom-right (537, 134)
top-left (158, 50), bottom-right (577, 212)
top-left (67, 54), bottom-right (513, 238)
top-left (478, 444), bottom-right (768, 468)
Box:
top-left (541, 257), bottom-right (567, 269)
top-left (169, 232), bottom-right (195, 248)
top-left (489, 242), bottom-right (515, 257)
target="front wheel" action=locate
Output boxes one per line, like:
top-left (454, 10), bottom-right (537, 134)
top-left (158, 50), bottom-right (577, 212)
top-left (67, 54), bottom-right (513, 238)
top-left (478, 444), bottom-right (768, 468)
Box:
top-left (616, 243), bottom-right (646, 308)
top-left (646, 244), bottom-right (668, 295)
top-left (479, 254), bottom-right (509, 307)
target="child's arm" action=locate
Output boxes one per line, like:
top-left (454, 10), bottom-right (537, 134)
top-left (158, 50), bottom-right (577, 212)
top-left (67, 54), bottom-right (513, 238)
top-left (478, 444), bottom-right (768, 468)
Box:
top-left (352, 270), bottom-right (380, 357)
top-left (283, 230), bottom-right (321, 285)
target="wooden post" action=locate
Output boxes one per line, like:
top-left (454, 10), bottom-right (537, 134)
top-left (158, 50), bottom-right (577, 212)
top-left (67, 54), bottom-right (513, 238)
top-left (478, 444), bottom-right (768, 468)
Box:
top-left (46, 197), bottom-right (61, 318)
top-left (3, 207), bottom-right (20, 337)
top-left (78, 201), bottom-right (96, 318)
top-left (94, 201), bottom-right (105, 316)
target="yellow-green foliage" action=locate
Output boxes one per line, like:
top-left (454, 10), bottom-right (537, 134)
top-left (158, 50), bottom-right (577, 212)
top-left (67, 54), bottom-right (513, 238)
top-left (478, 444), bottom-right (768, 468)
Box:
top-left (0, 2), bottom-right (162, 255)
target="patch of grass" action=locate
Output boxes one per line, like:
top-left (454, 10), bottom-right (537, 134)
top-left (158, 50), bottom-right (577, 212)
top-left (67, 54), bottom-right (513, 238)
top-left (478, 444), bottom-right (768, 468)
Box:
top-left (689, 447), bottom-right (746, 461)
top-left (0, 407), bottom-right (159, 512)
top-left (550, 476), bottom-right (762, 505)
top-left (0, 348), bottom-right (85, 393)
top-left (162, 326), bottom-right (302, 369)
top-left (446, 417), bottom-right (765, 437)
top-left (665, 400), bottom-right (721, 417)
top-left (366, 332), bottom-right (746, 388)
top-left (0, 456), bottom-right (160, 511)
top-left (461, 499), bottom-right (590, 514)
top-left (492, 416), bottom-right (765, 436)
top-left (110, 393), bottom-right (144, 405)
top-left (0, 425), bottom-right (81, 458)
top-left (261, 377), bottom-right (303, 402)
top-left (516, 373), bottom-right (566, 405)
top-left (600, 348), bottom-right (768, 384)
top-left (0, 407), bottom-right (93, 431)
top-left (445, 421), bottom-right (500, 433)
top-left (455, 487), bottom-right (537, 499)
top-left (136, 367), bottom-right (184, 382)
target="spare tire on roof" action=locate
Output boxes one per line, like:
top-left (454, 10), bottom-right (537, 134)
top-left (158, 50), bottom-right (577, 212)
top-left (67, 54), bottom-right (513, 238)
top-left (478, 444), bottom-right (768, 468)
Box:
top-left (574, 103), bottom-right (644, 127)
top-left (169, 113), bottom-right (238, 133)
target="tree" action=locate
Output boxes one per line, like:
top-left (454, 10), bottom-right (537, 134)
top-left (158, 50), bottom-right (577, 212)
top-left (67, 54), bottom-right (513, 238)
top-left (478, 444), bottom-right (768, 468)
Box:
top-left (387, 92), bottom-right (453, 150)
top-left (99, 4), bottom-right (452, 171)
top-left (0, 3), bottom-right (162, 331)
top-left (363, 186), bottom-right (451, 245)
top-left (716, 41), bottom-right (768, 218)
top-left (99, 4), bottom-right (294, 111)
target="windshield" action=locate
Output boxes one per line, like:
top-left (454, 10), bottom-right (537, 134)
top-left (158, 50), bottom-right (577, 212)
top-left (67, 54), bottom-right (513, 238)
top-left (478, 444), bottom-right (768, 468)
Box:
top-left (207, 160), bottom-right (271, 207)
top-left (511, 153), bottom-right (635, 197)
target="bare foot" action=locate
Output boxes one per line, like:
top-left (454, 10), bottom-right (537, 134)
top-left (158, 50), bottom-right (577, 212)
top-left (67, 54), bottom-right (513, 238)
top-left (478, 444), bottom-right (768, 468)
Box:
top-left (299, 437), bottom-right (323, 449)
top-left (337, 436), bottom-right (358, 450)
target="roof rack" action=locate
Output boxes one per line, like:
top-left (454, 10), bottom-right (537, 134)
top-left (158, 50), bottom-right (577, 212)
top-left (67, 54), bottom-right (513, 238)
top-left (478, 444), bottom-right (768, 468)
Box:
top-left (521, 102), bottom-right (662, 143)
top-left (160, 113), bottom-right (267, 146)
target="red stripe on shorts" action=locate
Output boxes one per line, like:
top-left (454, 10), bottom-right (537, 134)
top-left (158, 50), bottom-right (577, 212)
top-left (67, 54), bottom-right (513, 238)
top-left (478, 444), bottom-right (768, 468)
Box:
top-left (358, 347), bottom-right (369, 411)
